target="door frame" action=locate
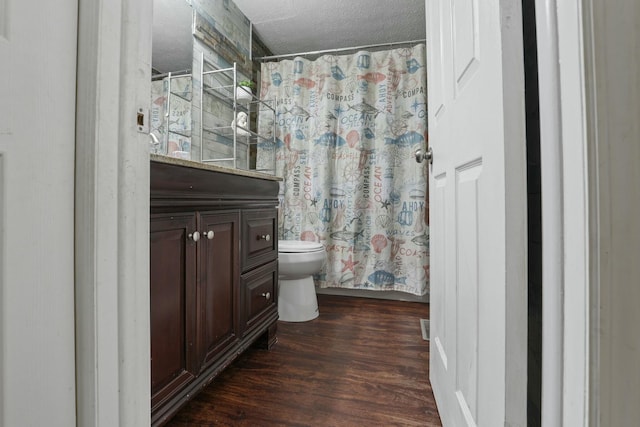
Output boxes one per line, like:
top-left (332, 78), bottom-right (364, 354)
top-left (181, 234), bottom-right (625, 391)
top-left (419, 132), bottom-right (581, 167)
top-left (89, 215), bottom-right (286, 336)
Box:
top-left (535, 0), bottom-right (567, 424)
top-left (537, 0), bottom-right (628, 425)
top-left (71, 0), bottom-right (608, 425)
top-left (537, 0), bottom-right (591, 425)
top-left (75, 0), bottom-right (152, 425)
top-left (554, 1), bottom-right (592, 424)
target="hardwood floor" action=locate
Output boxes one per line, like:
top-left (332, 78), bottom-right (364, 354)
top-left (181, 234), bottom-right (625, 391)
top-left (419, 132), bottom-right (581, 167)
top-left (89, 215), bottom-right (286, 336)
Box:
top-left (167, 294), bottom-right (442, 426)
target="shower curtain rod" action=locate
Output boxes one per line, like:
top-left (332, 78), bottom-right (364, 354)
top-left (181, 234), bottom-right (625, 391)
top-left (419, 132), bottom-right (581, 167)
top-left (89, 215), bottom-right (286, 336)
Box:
top-left (255, 39), bottom-right (426, 61)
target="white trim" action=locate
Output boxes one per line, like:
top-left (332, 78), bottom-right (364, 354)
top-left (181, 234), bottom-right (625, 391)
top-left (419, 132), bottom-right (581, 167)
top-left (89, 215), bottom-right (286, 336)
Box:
top-left (500, 1), bottom-right (529, 423)
top-left (0, 153), bottom-right (4, 425)
top-left (535, 1), bottom-right (565, 425)
top-left (580, 4), bottom-right (602, 424)
top-left (316, 287), bottom-right (429, 303)
top-left (556, 0), bottom-right (592, 425)
top-left (75, 0), bottom-right (151, 425)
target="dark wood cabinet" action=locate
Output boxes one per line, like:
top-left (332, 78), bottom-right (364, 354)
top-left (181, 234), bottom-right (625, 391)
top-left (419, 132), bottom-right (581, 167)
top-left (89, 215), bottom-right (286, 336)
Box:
top-left (150, 159), bottom-right (280, 426)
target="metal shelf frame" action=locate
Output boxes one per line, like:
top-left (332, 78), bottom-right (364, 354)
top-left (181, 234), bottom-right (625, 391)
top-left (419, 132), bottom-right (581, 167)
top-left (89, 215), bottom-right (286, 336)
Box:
top-left (199, 54), bottom-right (277, 172)
top-left (153, 71), bottom-right (193, 152)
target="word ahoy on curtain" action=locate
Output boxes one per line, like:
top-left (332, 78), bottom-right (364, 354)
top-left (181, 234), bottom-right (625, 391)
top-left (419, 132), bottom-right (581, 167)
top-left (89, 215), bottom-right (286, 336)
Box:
top-left (258, 45), bottom-right (429, 296)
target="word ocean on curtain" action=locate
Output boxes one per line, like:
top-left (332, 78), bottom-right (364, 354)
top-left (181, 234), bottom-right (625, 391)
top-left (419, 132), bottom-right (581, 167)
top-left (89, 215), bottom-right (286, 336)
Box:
top-left (258, 45), bottom-right (429, 296)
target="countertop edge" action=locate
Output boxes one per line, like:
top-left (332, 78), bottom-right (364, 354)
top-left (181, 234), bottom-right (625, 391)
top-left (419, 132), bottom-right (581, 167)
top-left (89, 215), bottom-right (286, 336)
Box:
top-left (150, 153), bottom-right (282, 182)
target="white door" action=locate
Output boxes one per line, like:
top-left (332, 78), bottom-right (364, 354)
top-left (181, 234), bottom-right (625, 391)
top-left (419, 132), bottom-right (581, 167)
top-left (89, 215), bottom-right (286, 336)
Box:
top-left (425, 0), bottom-right (528, 425)
top-left (0, 1), bottom-right (77, 426)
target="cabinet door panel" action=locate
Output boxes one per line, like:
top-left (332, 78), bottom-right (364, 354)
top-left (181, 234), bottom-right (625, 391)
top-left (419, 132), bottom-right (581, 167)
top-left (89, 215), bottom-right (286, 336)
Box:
top-left (242, 208), bottom-right (278, 272)
top-left (198, 211), bottom-right (240, 370)
top-left (150, 214), bottom-right (198, 409)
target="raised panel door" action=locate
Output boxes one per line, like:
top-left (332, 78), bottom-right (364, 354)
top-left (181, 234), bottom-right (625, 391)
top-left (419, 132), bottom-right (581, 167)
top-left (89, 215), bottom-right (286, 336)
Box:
top-left (197, 211), bottom-right (240, 370)
top-left (150, 213), bottom-right (198, 410)
top-left (426, 0), bottom-right (528, 425)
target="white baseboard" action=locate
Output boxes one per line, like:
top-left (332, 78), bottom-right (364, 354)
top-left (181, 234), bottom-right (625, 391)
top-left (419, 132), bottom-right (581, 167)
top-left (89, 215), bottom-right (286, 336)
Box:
top-left (315, 286), bottom-right (429, 303)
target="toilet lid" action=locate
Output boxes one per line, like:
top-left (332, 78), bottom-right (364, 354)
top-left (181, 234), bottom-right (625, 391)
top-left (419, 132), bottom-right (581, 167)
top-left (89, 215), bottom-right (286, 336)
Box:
top-left (278, 240), bottom-right (324, 253)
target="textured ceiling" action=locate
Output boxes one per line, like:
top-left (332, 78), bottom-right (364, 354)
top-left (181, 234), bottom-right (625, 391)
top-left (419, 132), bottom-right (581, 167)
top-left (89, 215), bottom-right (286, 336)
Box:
top-left (233, 0), bottom-right (426, 57)
top-left (152, 0), bottom-right (194, 73)
top-left (152, 0), bottom-right (426, 73)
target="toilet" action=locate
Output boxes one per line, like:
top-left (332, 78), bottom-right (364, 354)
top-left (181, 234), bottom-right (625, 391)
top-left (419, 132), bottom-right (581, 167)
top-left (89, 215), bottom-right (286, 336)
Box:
top-left (277, 240), bottom-right (326, 322)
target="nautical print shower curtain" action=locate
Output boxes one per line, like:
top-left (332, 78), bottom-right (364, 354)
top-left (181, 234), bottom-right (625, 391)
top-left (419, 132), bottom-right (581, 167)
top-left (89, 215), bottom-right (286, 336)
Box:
top-left (258, 45), bottom-right (429, 296)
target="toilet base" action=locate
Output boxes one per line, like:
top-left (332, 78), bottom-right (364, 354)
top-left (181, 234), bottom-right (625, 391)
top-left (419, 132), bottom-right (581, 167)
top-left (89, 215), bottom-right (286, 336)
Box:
top-left (278, 276), bottom-right (319, 322)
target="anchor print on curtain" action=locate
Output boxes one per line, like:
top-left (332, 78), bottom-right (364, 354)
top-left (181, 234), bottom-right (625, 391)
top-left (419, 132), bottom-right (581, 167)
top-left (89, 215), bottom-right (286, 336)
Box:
top-left (258, 45), bottom-right (429, 296)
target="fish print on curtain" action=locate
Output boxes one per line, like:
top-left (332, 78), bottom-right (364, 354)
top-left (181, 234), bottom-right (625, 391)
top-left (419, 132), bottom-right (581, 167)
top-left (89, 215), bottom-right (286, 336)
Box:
top-left (258, 45), bottom-right (429, 296)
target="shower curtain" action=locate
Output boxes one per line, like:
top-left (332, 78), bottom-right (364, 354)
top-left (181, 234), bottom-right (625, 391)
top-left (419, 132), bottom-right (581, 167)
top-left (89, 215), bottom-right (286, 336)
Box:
top-left (258, 45), bottom-right (429, 296)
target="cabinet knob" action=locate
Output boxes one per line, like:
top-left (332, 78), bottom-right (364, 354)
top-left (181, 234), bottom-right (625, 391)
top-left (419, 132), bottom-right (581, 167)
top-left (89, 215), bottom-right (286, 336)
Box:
top-left (188, 231), bottom-right (200, 242)
top-left (261, 292), bottom-right (271, 300)
top-left (259, 234), bottom-right (271, 241)
top-left (204, 230), bottom-right (215, 240)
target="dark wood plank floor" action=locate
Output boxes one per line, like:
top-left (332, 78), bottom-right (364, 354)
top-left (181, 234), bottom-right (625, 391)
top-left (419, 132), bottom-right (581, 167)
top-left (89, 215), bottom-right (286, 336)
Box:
top-left (168, 294), bottom-right (442, 426)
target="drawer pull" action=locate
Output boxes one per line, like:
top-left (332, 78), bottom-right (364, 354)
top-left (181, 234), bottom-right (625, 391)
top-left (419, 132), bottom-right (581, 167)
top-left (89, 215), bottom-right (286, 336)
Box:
top-left (188, 231), bottom-right (200, 242)
top-left (204, 230), bottom-right (215, 240)
top-left (258, 234), bottom-right (271, 241)
top-left (261, 292), bottom-right (271, 300)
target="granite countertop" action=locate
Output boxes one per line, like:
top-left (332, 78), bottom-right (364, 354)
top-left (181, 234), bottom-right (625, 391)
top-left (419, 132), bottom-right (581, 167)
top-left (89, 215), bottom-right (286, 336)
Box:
top-left (151, 154), bottom-right (282, 182)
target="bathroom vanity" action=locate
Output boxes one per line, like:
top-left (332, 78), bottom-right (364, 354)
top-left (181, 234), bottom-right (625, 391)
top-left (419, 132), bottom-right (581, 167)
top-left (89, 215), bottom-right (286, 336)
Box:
top-left (149, 155), bottom-right (280, 426)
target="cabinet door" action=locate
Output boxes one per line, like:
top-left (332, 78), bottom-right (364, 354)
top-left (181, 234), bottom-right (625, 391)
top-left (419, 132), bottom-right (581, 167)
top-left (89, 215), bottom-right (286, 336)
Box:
top-left (150, 213), bottom-right (198, 410)
top-left (197, 211), bottom-right (240, 370)
top-left (242, 208), bottom-right (278, 272)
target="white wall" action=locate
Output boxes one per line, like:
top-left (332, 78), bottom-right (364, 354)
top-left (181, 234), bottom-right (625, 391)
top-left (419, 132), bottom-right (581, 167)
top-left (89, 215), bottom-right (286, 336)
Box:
top-left (587, 0), bottom-right (640, 424)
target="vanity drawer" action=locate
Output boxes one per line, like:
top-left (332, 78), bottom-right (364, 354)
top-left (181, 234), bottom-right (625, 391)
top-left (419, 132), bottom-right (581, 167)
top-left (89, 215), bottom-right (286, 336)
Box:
top-left (242, 208), bottom-right (277, 271)
top-left (241, 261), bottom-right (278, 334)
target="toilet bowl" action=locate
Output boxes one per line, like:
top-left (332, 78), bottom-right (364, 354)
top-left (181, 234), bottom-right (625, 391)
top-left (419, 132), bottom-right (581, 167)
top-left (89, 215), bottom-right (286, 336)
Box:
top-left (277, 240), bottom-right (326, 322)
